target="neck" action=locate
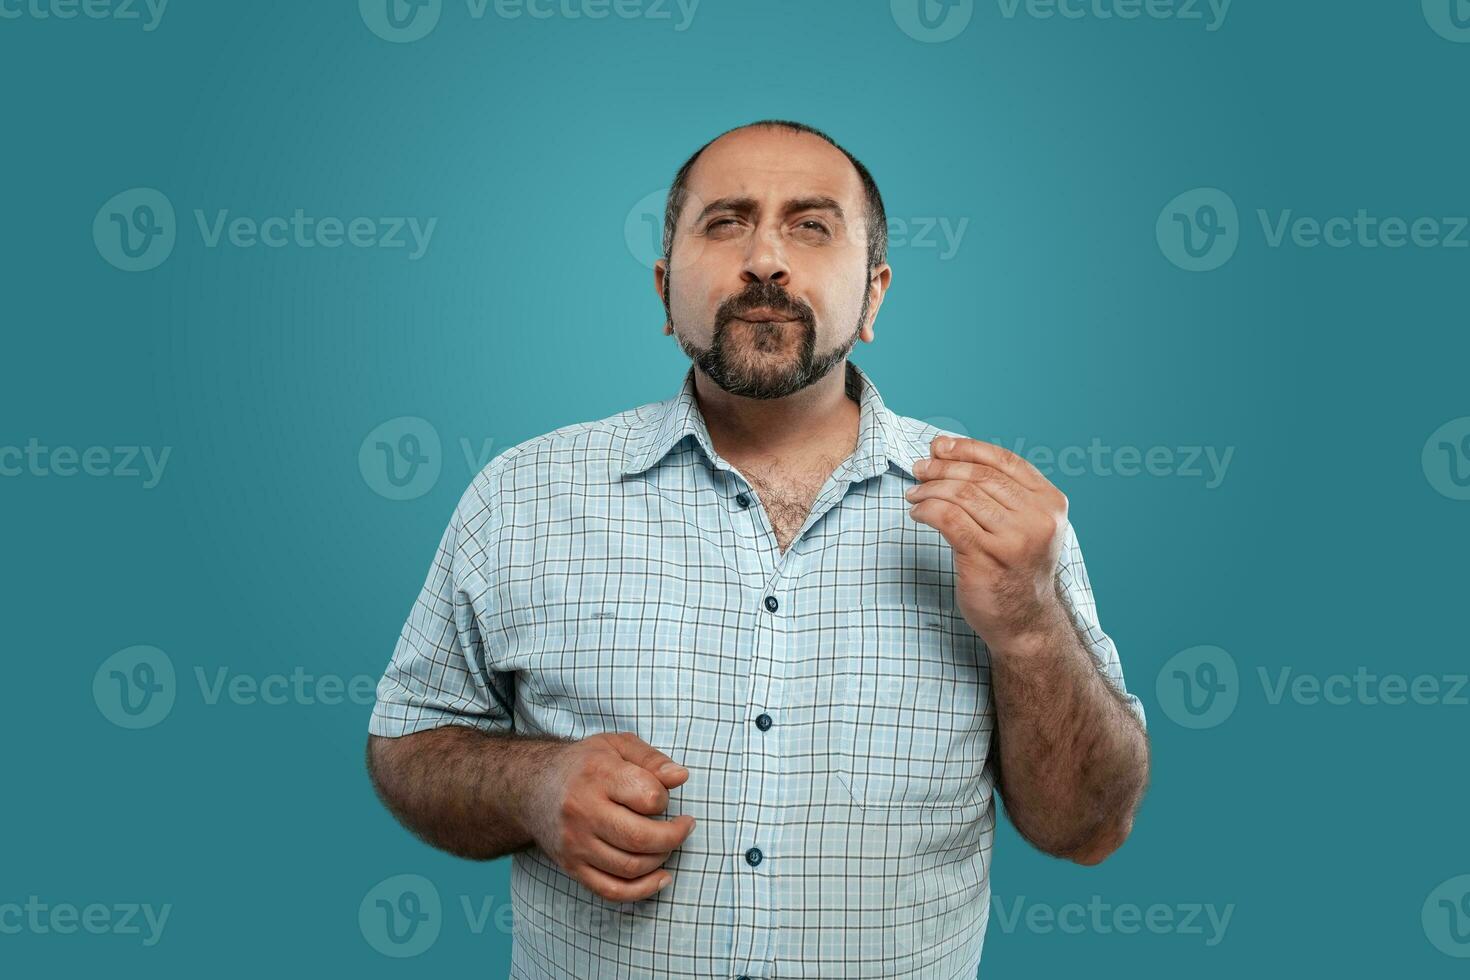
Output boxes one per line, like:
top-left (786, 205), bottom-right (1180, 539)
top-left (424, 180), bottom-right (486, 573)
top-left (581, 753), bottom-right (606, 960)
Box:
top-left (693, 360), bottom-right (861, 464)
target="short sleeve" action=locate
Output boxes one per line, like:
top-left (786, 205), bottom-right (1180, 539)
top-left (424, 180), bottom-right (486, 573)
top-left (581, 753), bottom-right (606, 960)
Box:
top-left (1055, 521), bottom-right (1147, 730)
top-left (369, 493), bottom-right (515, 737)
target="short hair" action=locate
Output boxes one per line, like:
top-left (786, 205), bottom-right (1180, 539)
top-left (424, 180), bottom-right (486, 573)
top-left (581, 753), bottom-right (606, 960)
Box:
top-left (661, 119), bottom-right (888, 273)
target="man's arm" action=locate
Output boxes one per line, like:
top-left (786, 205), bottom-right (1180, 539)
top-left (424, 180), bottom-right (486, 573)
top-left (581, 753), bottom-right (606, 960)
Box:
top-left (986, 596), bottom-right (1150, 863)
top-left (365, 726), bottom-right (564, 860)
top-left (365, 727), bottom-right (697, 901)
top-left (906, 434), bottom-right (1150, 864)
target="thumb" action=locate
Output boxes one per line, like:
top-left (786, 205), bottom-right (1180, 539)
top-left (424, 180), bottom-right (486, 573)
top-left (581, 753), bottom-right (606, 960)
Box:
top-left (609, 731), bottom-right (689, 788)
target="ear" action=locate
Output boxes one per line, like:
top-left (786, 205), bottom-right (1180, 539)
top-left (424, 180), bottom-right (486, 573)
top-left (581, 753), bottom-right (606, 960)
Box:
top-left (654, 259), bottom-right (673, 335)
top-left (859, 262), bottom-right (892, 343)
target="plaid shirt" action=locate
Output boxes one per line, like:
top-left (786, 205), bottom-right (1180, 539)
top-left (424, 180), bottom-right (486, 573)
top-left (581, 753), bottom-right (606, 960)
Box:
top-left (370, 360), bottom-right (1145, 979)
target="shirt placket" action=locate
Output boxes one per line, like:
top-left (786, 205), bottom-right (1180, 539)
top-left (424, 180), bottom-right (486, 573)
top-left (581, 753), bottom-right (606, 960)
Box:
top-left (726, 460), bottom-right (864, 979)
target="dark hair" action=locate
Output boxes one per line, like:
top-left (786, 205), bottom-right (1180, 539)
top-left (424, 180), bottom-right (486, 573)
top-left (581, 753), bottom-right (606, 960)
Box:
top-left (662, 119), bottom-right (888, 273)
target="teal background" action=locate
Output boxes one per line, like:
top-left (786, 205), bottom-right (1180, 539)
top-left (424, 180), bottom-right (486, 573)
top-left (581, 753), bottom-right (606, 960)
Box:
top-left (3, 0), bottom-right (1468, 975)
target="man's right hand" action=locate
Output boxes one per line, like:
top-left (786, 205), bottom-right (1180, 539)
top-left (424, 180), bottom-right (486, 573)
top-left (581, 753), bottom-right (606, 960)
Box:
top-left (521, 731), bottom-right (696, 903)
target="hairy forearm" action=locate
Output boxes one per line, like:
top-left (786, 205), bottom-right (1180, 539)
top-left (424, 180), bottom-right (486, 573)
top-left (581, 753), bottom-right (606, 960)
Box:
top-left (989, 600), bottom-right (1150, 863)
top-left (366, 726), bottom-right (568, 861)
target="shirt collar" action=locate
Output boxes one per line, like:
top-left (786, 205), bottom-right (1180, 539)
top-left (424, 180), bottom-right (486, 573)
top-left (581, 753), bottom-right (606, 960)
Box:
top-left (618, 360), bottom-right (923, 482)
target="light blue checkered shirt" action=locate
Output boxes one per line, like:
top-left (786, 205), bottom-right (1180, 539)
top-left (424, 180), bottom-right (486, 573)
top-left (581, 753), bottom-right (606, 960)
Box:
top-left (370, 360), bottom-right (1145, 979)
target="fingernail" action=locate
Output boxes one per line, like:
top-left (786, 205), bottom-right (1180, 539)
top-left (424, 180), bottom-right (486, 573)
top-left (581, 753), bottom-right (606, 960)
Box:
top-left (660, 763), bottom-right (687, 777)
top-left (657, 875), bottom-right (673, 891)
top-left (904, 485), bottom-right (918, 499)
top-left (935, 437), bottom-right (953, 453)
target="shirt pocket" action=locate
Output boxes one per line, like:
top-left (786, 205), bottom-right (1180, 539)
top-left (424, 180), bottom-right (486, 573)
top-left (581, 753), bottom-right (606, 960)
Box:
top-left (833, 602), bottom-right (993, 808)
top-left (517, 610), bottom-right (693, 749)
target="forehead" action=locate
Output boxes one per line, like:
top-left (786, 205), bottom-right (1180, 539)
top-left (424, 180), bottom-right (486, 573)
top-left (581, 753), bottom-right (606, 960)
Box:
top-left (684, 127), bottom-right (863, 217)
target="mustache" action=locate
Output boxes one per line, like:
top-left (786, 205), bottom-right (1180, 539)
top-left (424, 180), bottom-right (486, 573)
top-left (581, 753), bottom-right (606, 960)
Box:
top-left (716, 285), bottom-right (814, 328)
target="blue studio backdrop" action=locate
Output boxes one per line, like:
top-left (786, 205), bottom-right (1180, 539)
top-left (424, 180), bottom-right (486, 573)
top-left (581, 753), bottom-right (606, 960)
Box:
top-left (3, 0), bottom-right (1468, 976)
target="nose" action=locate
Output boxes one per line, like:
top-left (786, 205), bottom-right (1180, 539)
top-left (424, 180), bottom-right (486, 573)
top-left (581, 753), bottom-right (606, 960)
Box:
top-left (741, 222), bottom-right (789, 286)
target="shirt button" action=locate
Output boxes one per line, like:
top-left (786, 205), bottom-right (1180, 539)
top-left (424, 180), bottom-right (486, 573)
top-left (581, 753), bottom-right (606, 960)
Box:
top-left (745, 846), bottom-right (764, 867)
top-left (755, 713), bottom-right (772, 731)
top-left (764, 595), bottom-right (779, 613)
top-left (735, 492), bottom-right (751, 508)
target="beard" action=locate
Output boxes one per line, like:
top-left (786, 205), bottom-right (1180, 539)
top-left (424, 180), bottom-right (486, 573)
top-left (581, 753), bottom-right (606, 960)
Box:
top-left (666, 276), bottom-right (870, 400)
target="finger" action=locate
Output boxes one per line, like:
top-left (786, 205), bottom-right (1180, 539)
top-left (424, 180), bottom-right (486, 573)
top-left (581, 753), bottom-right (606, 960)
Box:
top-left (906, 478), bottom-right (1012, 534)
top-left (581, 836), bottom-right (674, 881)
top-left (608, 731), bottom-right (689, 787)
top-left (573, 862), bottom-right (673, 904)
top-left (930, 436), bottom-right (1046, 491)
top-left (912, 457), bottom-right (1027, 510)
top-left (606, 761), bottom-right (672, 816)
top-left (909, 496), bottom-right (994, 557)
top-left (595, 806), bottom-right (696, 855)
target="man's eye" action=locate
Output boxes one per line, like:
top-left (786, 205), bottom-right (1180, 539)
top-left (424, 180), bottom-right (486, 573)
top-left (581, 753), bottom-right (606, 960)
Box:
top-left (798, 220), bottom-right (830, 235)
top-left (708, 218), bottom-right (738, 230)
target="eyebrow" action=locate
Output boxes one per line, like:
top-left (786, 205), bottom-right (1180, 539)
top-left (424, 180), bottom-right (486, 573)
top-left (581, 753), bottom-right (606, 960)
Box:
top-left (693, 195), bottom-right (848, 227)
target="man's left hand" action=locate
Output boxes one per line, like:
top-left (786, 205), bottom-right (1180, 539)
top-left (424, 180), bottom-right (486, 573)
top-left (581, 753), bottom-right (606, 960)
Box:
top-left (905, 435), bottom-right (1070, 650)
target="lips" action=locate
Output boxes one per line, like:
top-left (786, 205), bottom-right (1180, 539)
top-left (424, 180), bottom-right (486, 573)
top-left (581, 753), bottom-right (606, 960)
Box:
top-left (734, 308), bottom-right (798, 323)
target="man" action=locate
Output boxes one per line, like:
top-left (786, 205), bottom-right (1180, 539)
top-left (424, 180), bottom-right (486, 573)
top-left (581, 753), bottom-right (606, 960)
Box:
top-left (366, 119), bottom-right (1150, 978)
